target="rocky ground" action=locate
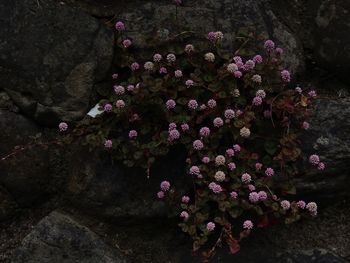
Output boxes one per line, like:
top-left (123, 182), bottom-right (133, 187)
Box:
top-left (0, 198), bottom-right (349, 262)
top-left (0, 0), bottom-right (350, 262)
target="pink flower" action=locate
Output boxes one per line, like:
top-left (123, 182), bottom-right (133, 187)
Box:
top-left (233, 144), bottom-right (241, 152)
top-left (227, 63), bottom-right (238, 73)
top-left (199, 127), bottom-right (210, 137)
top-left (233, 56), bottom-right (242, 63)
top-left (168, 123), bottom-right (177, 131)
top-left (275, 47), bottom-right (283, 55)
top-left (160, 181), bottom-right (171, 191)
top-left (174, 70), bottom-right (183, 78)
top-left (308, 90), bottom-right (317, 98)
top-left (224, 109), bottom-right (235, 119)
top-left (244, 60), bottom-right (255, 71)
top-left (115, 100), bottom-right (125, 108)
top-left (214, 171), bottom-right (225, 182)
top-left (168, 129), bottom-right (180, 141)
top-left (302, 121), bottom-right (310, 130)
top-left (264, 40), bottom-right (275, 50)
top-left (280, 200), bottom-right (291, 210)
top-left (166, 99), bottom-right (176, 109)
top-left (236, 61), bottom-right (244, 69)
top-left (240, 127), bottom-right (251, 138)
top-left (318, 162), bottom-right (325, 170)
top-left (248, 184), bottom-right (256, 192)
top-left (309, 154), bottom-right (320, 165)
top-left (213, 117), bottom-right (224, 128)
top-left (188, 99), bottom-right (198, 110)
top-left (166, 53), bottom-right (176, 63)
top-left (226, 148), bottom-right (235, 157)
top-left (230, 191), bottom-right (238, 199)
top-left (252, 74), bottom-right (262, 83)
top-left (253, 55), bottom-right (263, 64)
top-left (182, 196), bottom-right (190, 203)
top-left (206, 222), bottom-right (215, 231)
top-left (202, 156), bottom-right (210, 163)
top-left (215, 155), bottom-right (226, 166)
top-left (252, 96), bottom-right (263, 106)
top-left (207, 32), bottom-right (216, 41)
top-left (122, 39), bottom-right (132, 48)
top-left (127, 85), bottom-right (135, 92)
top-left (193, 140), bottom-right (204, 150)
top-left (228, 162), bottom-right (236, 171)
top-left (243, 122), bottom-right (256, 136)
top-left (144, 61), bottom-right (154, 71)
top-left (112, 73), bottom-right (118, 79)
top-left (297, 200), bottom-right (306, 209)
top-left (265, 168), bottom-right (274, 177)
top-left (241, 173), bottom-right (251, 184)
top-left (249, 192), bottom-right (259, 203)
top-left (104, 139), bottom-right (113, 148)
top-left (281, 70), bottom-right (291, 82)
top-left (131, 62), bottom-right (140, 71)
top-left (189, 166), bottom-right (200, 175)
top-left (153, 53), bottom-right (162, 62)
top-left (159, 67), bottom-right (168, 74)
top-left (114, 85), bottom-right (125, 95)
top-left (58, 122), bottom-right (68, 132)
top-left (208, 182), bottom-right (222, 193)
top-left (204, 52), bottom-right (215, 62)
top-left (256, 90), bottom-right (266, 98)
top-left (255, 163), bottom-right (263, 170)
top-left (157, 191), bottom-right (165, 199)
top-left (185, 79), bottom-right (194, 87)
top-left (174, 0), bottom-right (182, 5)
top-left (234, 71), bottom-right (243, 78)
top-left (306, 202), bottom-right (317, 213)
top-left (181, 123), bottom-right (189, 131)
top-left (115, 21), bottom-right (125, 31)
top-left (185, 44), bottom-right (194, 53)
top-left (243, 220), bottom-right (253, 230)
top-left (207, 99), bottom-right (217, 109)
top-left (258, 191), bottom-right (267, 201)
top-left (128, 130), bottom-right (138, 139)
top-left (295, 86), bottom-right (302, 93)
top-left (104, 103), bottom-right (112, 112)
top-left (272, 195), bottom-right (278, 201)
top-left (180, 211), bottom-right (189, 220)
top-left (199, 104), bottom-right (207, 111)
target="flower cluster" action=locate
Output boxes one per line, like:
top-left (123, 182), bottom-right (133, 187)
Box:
top-left (61, 22), bottom-right (325, 260)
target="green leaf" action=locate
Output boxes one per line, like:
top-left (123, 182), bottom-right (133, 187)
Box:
top-left (264, 140), bottom-right (278, 155)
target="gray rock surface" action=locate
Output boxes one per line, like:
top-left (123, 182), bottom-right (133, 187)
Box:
top-left (11, 211), bottom-right (127, 263)
top-left (0, 110), bottom-right (50, 207)
top-left (298, 97), bottom-right (350, 201)
top-left (0, 0), bottom-right (114, 125)
top-left (65, 146), bottom-right (188, 218)
top-left (69, 0), bottom-right (304, 74)
top-left (270, 0), bottom-right (350, 84)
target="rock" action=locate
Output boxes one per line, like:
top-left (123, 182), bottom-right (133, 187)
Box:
top-left (11, 211), bottom-right (127, 263)
top-left (0, 110), bottom-right (50, 207)
top-left (270, 0), bottom-right (350, 84)
top-left (0, 0), bottom-right (114, 125)
top-left (298, 97), bottom-right (350, 201)
top-left (69, 0), bottom-right (304, 73)
top-left (313, 0), bottom-right (350, 84)
top-left (212, 249), bottom-right (348, 263)
top-left (65, 146), bottom-right (188, 218)
top-left (0, 186), bottom-right (18, 221)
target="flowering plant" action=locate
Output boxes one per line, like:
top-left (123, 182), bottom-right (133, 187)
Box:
top-left (60, 22), bottom-right (324, 261)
